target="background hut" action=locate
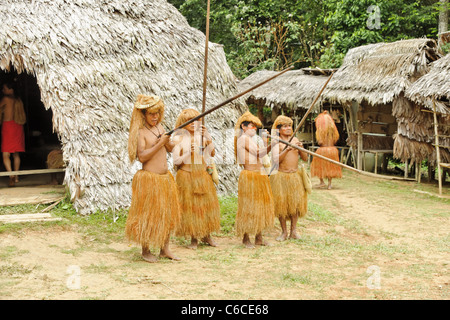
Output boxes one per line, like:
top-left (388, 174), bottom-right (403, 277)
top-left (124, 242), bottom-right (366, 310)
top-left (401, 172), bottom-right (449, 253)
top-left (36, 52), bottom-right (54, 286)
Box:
top-left (404, 52), bottom-right (450, 186)
top-left (237, 68), bottom-right (338, 147)
top-left (323, 39), bottom-right (441, 173)
top-left (0, 0), bottom-right (246, 214)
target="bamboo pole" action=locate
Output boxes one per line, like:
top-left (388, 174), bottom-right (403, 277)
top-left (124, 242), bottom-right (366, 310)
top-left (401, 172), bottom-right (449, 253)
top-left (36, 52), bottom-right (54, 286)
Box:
top-left (433, 99), bottom-right (443, 195)
top-left (200, 0), bottom-right (211, 148)
top-left (269, 134), bottom-right (415, 181)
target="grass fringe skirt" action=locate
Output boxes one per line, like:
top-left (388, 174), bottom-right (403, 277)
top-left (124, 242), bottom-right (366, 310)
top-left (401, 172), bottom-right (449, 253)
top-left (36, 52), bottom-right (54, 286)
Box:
top-left (310, 146), bottom-right (342, 179)
top-left (269, 171), bottom-right (308, 219)
top-left (175, 169), bottom-right (221, 238)
top-left (125, 170), bottom-right (180, 249)
top-left (236, 170), bottom-right (274, 236)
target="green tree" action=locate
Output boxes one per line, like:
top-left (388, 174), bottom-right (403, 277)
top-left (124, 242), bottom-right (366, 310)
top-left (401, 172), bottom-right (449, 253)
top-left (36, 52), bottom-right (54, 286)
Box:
top-left (168, 0), bottom-right (443, 75)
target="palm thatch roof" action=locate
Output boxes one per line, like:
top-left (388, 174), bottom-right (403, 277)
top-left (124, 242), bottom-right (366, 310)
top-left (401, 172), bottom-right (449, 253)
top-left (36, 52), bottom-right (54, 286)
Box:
top-left (405, 53), bottom-right (450, 114)
top-left (0, 0), bottom-right (246, 214)
top-left (323, 39), bottom-right (441, 106)
top-left (237, 69), bottom-right (330, 111)
top-left (394, 53), bottom-right (450, 164)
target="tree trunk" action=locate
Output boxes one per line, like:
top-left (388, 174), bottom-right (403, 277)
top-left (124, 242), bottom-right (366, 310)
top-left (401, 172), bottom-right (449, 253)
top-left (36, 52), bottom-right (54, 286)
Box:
top-left (439, 0), bottom-right (449, 35)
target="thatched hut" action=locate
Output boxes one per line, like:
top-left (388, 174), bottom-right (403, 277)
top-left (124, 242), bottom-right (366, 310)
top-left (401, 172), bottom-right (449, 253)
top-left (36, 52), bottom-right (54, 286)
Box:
top-left (323, 39), bottom-right (442, 172)
top-left (237, 69), bottom-right (335, 145)
top-left (0, 0), bottom-right (246, 214)
top-left (402, 52), bottom-right (450, 172)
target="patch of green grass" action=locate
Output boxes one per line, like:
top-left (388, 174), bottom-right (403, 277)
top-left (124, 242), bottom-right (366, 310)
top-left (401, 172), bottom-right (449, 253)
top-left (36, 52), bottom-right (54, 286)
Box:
top-left (281, 272), bottom-right (313, 285)
top-left (0, 246), bottom-right (29, 259)
top-left (219, 195), bottom-right (238, 234)
top-left (306, 202), bottom-right (341, 225)
top-left (0, 262), bottom-right (35, 277)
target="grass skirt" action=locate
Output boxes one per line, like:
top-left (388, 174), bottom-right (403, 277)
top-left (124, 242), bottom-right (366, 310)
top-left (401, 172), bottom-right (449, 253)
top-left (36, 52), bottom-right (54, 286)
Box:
top-left (175, 169), bottom-right (221, 238)
top-left (270, 171), bottom-right (307, 219)
top-left (310, 146), bottom-right (342, 179)
top-left (236, 170), bottom-right (274, 236)
top-left (125, 170), bottom-right (180, 249)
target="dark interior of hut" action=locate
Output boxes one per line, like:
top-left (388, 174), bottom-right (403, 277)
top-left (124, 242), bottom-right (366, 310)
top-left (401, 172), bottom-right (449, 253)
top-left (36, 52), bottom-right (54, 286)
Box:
top-left (0, 69), bottom-right (62, 174)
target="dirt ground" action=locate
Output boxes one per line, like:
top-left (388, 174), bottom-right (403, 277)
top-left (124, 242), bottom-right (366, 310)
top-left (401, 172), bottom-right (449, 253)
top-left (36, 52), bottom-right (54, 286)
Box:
top-left (0, 171), bottom-right (449, 300)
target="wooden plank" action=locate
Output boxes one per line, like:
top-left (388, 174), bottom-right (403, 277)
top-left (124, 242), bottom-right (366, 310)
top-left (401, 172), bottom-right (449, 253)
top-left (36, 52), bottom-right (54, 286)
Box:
top-left (0, 213), bottom-right (62, 224)
top-left (440, 163), bottom-right (450, 169)
top-left (0, 168), bottom-right (65, 177)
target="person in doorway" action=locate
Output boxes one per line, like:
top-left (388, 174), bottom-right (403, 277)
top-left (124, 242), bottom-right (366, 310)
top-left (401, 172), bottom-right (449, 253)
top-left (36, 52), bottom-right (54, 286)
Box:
top-left (172, 108), bottom-right (220, 249)
top-left (270, 115), bottom-right (310, 241)
top-left (310, 111), bottom-right (342, 189)
top-left (0, 81), bottom-right (26, 187)
top-left (125, 94), bottom-right (181, 263)
top-left (234, 111), bottom-right (275, 248)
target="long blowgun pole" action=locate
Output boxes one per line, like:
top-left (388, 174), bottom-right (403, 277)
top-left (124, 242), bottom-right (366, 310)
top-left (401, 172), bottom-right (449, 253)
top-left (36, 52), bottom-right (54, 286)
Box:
top-left (200, 0), bottom-right (211, 148)
top-left (166, 66), bottom-right (294, 136)
top-left (269, 134), bottom-right (415, 181)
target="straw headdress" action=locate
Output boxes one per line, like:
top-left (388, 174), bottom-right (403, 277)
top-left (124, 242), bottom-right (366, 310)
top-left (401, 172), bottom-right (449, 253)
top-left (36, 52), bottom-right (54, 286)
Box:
top-left (234, 111), bottom-right (262, 131)
top-left (315, 111), bottom-right (339, 146)
top-left (175, 108), bottom-right (200, 128)
top-left (234, 111), bottom-right (263, 158)
top-left (272, 115), bottom-right (293, 130)
top-left (128, 94), bottom-right (165, 162)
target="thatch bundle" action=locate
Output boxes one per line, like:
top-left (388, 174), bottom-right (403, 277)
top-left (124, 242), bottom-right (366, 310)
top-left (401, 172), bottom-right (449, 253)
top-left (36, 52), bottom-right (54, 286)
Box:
top-left (393, 95), bottom-right (450, 164)
top-left (323, 39), bottom-right (441, 106)
top-left (393, 134), bottom-right (450, 164)
top-left (0, 0), bottom-right (246, 214)
top-left (346, 134), bottom-right (394, 151)
top-left (399, 53), bottom-right (450, 165)
top-left (406, 53), bottom-right (450, 114)
top-left (238, 69), bottom-right (330, 110)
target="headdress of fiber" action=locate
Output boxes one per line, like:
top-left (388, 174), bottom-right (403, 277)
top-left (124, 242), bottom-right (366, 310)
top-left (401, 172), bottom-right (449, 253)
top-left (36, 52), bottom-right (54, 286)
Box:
top-left (128, 95), bottom-right (165, 162)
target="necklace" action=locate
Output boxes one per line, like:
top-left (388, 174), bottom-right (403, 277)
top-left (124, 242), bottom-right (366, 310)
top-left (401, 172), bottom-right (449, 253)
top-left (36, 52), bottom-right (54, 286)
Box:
top-left (144, 124), bottom-right (161, 138)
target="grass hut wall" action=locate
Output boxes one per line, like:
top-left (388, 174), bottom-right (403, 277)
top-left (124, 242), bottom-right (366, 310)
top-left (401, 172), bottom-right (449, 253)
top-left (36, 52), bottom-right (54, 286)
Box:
top-left (237, 69), bottom-right (331, 143)
top-left (0, 0), bottom-right (246, 214)
top-left (402, 53), bottom-right (450, 166)
top-left (322, 39), bottom-right (442, 171)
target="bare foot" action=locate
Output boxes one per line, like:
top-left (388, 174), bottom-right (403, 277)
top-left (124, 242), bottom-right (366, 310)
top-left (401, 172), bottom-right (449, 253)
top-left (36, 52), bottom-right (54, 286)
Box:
top-left (142, 247), bottom-right (158, 263)
top-left (276, 232), bottom-right (288, 241)
top-left (289, 230), bottom-right (301, 239)
top-left (316, 183), bottom-right (326, 188)
top-left (160, 249), bottom-right (181, 261)
top-left (187, 237), bottom-right (198, 249)
top-left (202, 235), bottom-right (218, 247)
top-left (255, 234), bottom-right (271, 246)
top-left (243, 234), bottom-right (255, 248)
top-left (327, 184), bottom-right (332, 190)
top-left (8, 176), bottom-right (15, 187)
top-left (14, 175), bottom-right (19, 183)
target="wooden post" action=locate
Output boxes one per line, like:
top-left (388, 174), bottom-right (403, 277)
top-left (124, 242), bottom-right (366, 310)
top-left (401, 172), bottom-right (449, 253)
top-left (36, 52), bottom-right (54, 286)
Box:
top-left (357, 131), bottom-right (363, 170)
top-left (416, 160), bottom-right (421, 183)
top-left (374, 152), bottom-right (378, 174)
top-left (404, 159), bottom-right (409, 179)
top-left (433, 99), bottom-right (443, 195)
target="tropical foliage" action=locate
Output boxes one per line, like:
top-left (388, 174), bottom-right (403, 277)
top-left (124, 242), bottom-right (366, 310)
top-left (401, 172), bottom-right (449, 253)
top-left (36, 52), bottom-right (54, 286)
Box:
top-left (168, 0), bottom-right (446, 78)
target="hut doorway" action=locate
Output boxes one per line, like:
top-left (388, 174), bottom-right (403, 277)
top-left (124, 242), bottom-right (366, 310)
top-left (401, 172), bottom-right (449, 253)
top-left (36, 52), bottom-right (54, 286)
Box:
top-left (0, 69), bottom-right (62, 188)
